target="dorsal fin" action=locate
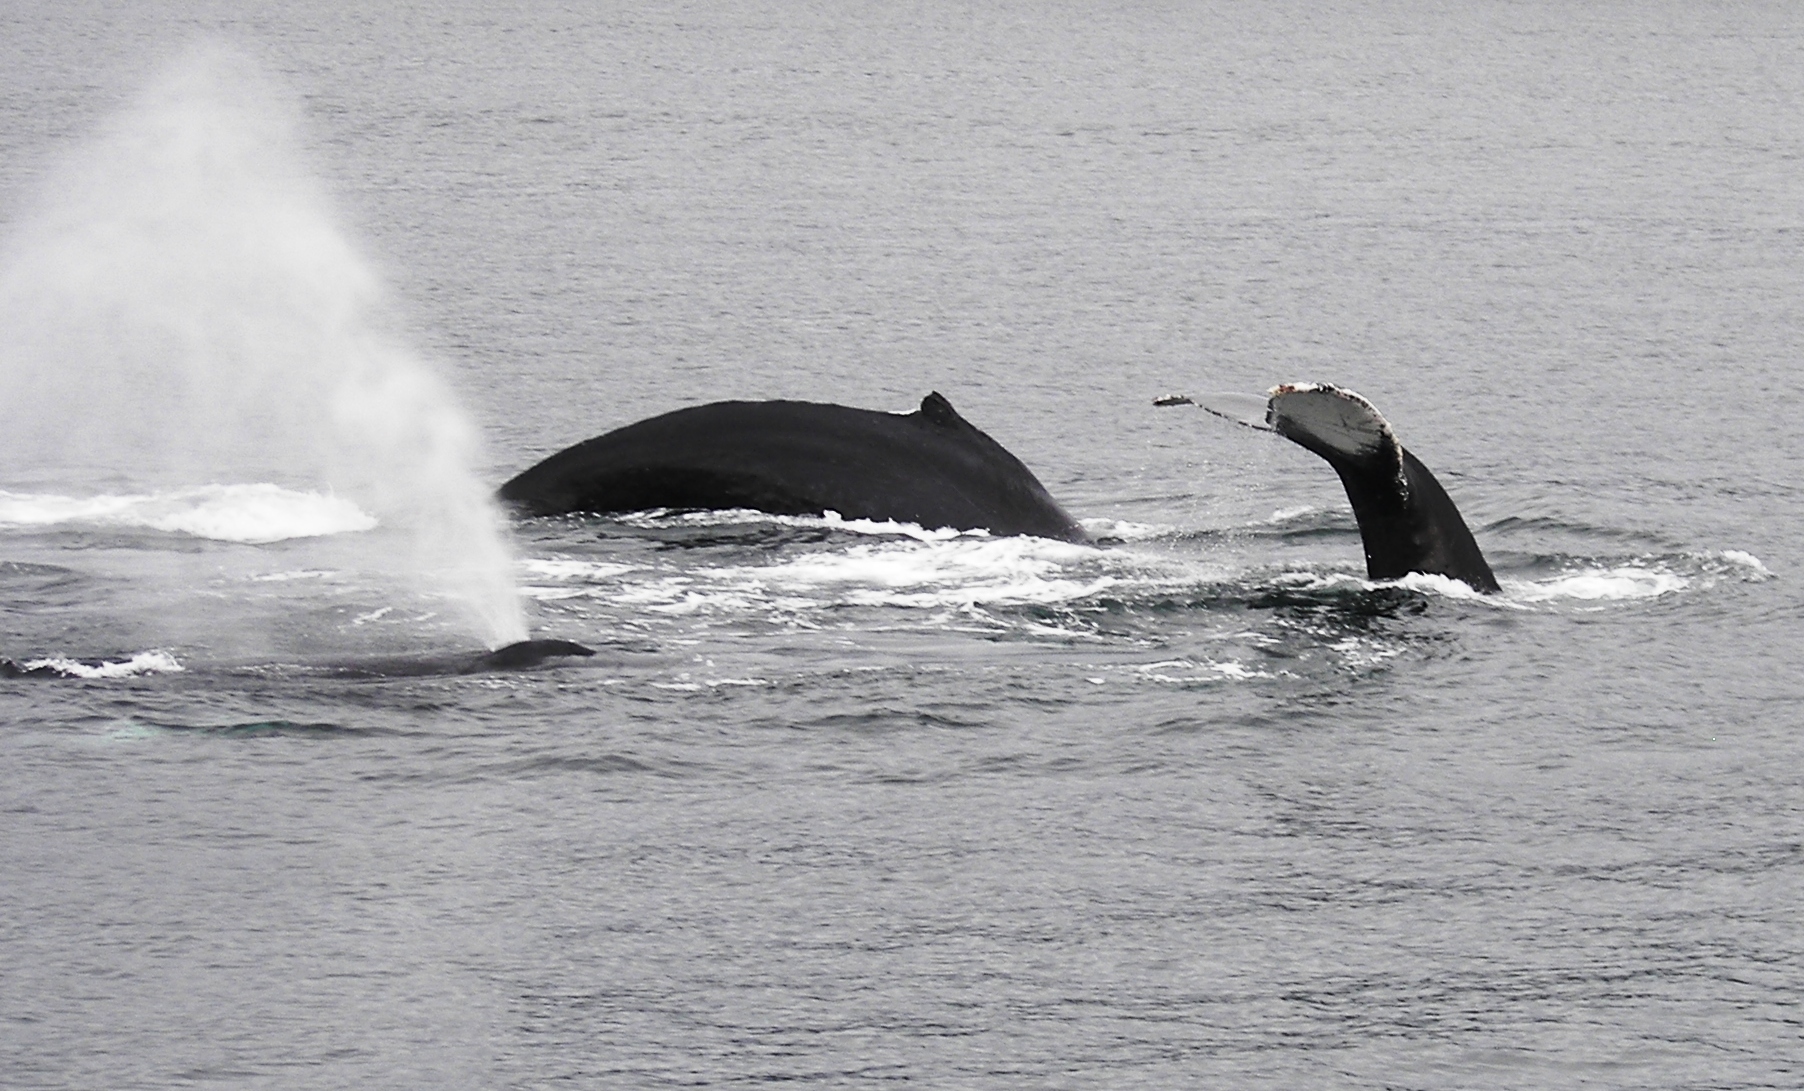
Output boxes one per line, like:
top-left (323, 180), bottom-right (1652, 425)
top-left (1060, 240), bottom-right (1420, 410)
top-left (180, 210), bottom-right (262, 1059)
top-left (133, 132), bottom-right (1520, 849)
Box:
top-left (919, 391), bottom-right (961, 428)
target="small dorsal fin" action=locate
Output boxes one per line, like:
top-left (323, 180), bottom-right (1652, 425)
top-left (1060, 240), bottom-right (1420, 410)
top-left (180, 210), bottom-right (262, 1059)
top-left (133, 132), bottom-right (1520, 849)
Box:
top-left (919, 391), bottom-right (961, 428)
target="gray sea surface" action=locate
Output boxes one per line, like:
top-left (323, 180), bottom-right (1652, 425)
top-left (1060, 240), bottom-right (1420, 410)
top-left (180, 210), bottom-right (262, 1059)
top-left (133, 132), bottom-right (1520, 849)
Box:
top-left (2, 3), bottom-right (1801, 1088)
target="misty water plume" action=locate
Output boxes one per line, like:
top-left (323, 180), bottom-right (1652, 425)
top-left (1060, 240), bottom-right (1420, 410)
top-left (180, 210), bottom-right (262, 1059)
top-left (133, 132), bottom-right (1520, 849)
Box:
top-left (0, 45), bottom-right (528, 648)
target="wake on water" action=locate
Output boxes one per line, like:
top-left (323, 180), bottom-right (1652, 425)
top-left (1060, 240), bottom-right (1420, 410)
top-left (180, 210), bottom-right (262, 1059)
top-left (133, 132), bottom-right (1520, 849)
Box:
top-left (513, 507), bottom-right (1764, 619)
top-left (0, 487), bottom-right (1768, 681)
top-left (0, 45), bottom-right (527, 649)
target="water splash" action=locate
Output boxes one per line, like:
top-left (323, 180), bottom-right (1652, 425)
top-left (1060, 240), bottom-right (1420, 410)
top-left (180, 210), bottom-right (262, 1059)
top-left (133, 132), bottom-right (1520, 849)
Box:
top-left (3, 650), bottom-right (186, 680)
top-left (0, 45), bottom-right (527, 646)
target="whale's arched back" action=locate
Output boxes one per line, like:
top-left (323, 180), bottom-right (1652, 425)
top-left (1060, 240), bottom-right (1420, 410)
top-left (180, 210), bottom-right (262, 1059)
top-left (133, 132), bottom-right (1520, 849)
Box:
top-left (498, 393), bottom-right (1087, 542)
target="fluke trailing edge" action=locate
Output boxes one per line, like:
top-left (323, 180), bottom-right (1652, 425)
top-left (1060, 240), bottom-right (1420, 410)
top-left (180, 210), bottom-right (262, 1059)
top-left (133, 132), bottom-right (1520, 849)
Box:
top-left (498, 393), bottom-right (1088, 542)
top-left (1161, 383), bottom-right (1500, 593)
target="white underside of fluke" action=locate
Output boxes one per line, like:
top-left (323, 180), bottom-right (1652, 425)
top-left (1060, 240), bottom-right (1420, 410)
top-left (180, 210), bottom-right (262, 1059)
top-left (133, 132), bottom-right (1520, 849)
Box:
top-left (1265, 383), bottom-right (1397, 459)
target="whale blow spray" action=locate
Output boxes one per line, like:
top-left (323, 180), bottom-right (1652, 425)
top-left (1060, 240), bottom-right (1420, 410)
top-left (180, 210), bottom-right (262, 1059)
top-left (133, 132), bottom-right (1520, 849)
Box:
top-left (0, 46), bottom-right (528, 648)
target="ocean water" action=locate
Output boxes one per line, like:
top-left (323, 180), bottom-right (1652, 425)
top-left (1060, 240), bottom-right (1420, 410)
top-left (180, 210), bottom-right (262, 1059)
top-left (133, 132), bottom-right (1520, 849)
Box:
top-left (2, 3), bottom-right (1802, 1088)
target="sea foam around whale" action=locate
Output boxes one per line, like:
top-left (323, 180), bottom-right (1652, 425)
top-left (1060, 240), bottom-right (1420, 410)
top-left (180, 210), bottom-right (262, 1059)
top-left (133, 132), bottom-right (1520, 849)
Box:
top-left (5, 650), bottom-right (185, 678)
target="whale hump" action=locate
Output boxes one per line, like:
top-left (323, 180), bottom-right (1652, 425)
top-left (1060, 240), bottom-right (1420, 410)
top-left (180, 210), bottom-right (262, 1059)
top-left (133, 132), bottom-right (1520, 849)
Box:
top-left (1172, 382), bottom-right (1499, 593)
top-left (497, 395), bottom-right (1087, 541)
top-left (467, 639), bottom-right (596, 673)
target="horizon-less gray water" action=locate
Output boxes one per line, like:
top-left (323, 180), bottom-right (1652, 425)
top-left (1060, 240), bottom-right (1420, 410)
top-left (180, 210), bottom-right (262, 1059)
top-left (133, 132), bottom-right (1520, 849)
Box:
top-left (2, 3), bottom-right (1802, 1088)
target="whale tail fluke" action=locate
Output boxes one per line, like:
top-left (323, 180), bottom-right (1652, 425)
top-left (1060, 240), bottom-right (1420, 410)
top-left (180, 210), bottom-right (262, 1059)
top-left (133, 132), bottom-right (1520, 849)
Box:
top-left (1165, 383), bottom-right (1499, 593)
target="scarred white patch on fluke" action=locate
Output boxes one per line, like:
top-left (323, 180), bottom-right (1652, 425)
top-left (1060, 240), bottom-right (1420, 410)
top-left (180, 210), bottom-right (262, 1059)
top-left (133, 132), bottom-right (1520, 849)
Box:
top-left (1266, 384), bottom-right (1404, 485)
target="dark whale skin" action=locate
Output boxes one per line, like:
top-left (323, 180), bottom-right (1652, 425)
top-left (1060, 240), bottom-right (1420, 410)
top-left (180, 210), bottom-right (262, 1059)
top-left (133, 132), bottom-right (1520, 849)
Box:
top-left (465, 639), bottom-right (595, 672)
top-left (498, 393), bottom-right (1087, 542)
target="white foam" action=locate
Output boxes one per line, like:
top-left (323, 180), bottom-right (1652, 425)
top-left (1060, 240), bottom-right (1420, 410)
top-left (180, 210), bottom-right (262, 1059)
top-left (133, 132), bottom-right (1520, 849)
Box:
top-left (1265, 565), bottom-right (1683, 605)
top-left (516, 558), bottom-right (638, 603)
top-left (1391, 571), bottom-right (1510, 601)
top-left (1718, 550), bottom-right (1772, 578)
top-left (520, 536), bottom-right (1113, 615)
top-left (1263, 505), bottom-right (1319, 524)
top-left (0, 484), bottom-right (377, 543)
top-left (1270, 569), bottom-right (1366, 590)
top-left (747, 537), bottom-right (1111, 607)
top-left (1133, 657), bottom-right (1273, 682)
top-left (1078, 517), bottom-right (1171, 540)
top-left (18, 650), bottom-right (184, 678)
top-left (1328, 636), bottom-right (1404, 669)
top-left (1507, 567), bottom-right (1689, 603)
top-left (612, 507), bottom-right (981, 541)
top-left (518, 558), bottom-right (637, 581)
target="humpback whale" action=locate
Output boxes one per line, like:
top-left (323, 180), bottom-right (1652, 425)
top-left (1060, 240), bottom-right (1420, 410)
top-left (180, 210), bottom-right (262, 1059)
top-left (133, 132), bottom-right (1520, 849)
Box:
top-left (498, 393), bottom-right (1088, 542)
top-left (321, 638), bottom-right (598, 678)
top-left (496, 382), bottom-right (1488, 586)
top-left (0, 639), bottom-right (596, 680)
top-left (464, 638), bottom-right (595, 672)
top-left (1161, 383), bottom-right (1499, 593)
